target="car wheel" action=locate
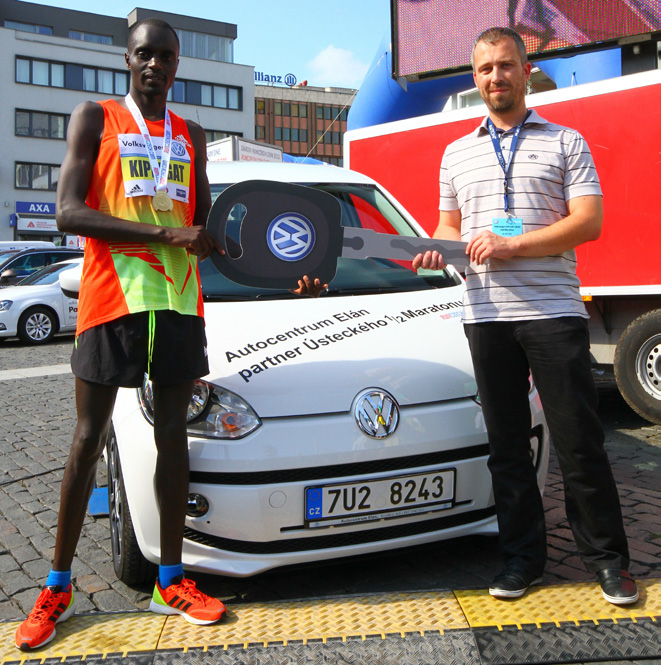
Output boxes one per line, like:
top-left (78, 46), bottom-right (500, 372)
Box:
top-left (107, 425), bottom-right (157, 585)
top-left (17, 307), bottom-right (57, 344)
top-left (614, 309), bottom-right (661, 425)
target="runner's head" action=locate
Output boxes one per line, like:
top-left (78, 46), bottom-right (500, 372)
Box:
top-left (125, 19), bottom-right (180, 99)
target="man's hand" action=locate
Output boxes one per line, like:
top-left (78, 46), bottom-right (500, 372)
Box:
top-left (290, 275), bottom-right (327, 298)
top-left (166, 226), bottom-right (224, 261)
top-left (412, 250), bottom-right (447, 271)
top-left (466, 231), bottom-right (517, 265)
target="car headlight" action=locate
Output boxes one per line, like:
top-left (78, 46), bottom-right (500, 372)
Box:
top-left (0, 300), bottom-right (13, 312)
top-left (137, 378), bottom-right (261, 439)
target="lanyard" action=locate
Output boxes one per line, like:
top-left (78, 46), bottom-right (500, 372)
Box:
top-left (124, 93), bottom-right (172, 195)
top-left (487, 109), bottom-right (531, 212)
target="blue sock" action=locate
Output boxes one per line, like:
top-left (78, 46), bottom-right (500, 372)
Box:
top-left (46, 569), bottom-right (71, 589)
top-left (159, 563), bottom-right (184, 589)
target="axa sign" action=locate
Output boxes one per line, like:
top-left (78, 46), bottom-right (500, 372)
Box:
top-left (16, 201), bottom-right (56, 215)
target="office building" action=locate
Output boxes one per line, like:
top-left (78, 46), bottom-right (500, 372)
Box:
top-left (254, 84), bottom-right (355, 166)
top-left (0, 0), bottom-right (254, 243)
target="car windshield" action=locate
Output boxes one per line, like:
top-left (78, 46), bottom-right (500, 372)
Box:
top-left (0, 251), bottom-right (20, 270)
top-left (202, 182), bottom-right (461, 300)
top-left (18, 261), bottom-right (80, 286)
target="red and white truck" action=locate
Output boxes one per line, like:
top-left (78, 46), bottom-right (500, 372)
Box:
top-left (345, 68), bottom-right (661, 423)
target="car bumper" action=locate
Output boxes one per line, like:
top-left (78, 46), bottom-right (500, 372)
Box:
top-left (112, 386), bottom-right (549, 577)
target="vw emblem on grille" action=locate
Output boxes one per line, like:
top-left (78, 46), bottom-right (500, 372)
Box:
top-left (266, 213), bottom-right (315, 262)
top-left (353, 389), bottom-right (400, 439)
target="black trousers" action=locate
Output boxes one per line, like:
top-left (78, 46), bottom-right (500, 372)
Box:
top-left (465, 317), bottom-right (630, 576)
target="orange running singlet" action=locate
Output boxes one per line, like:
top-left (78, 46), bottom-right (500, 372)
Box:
top-left (76, 99), bottom-right (204, 335)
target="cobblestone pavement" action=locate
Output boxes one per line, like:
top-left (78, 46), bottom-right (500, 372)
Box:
top-left (0, 335), bottom-right (659, 622)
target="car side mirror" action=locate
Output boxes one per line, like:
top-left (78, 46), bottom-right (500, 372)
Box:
top-left (59, 263), bottom-right (82, 299)
top-left (0, 268), bottom-right (18, 282)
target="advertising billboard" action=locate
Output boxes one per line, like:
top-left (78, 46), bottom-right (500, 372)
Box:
top-left (392, 0), bottom-right (661, 80)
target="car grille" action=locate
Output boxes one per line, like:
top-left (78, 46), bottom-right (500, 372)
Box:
top-left (183, 506), bottom-right (496, 554)
top-left (189, 444), bottom-right (491, 486)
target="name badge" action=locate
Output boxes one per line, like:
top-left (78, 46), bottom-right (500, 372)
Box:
top-left (492, 217), bottom-right (523, 237)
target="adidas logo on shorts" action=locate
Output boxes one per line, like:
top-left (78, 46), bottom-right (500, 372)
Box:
top-left (127, 184), bottom-right (143, 196)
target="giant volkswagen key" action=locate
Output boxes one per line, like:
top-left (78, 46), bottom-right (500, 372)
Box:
top-left (207, 180), bottom-right (469, 289)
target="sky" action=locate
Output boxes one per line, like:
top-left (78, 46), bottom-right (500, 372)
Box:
top-left (31, 0), bottom-right (392, 89)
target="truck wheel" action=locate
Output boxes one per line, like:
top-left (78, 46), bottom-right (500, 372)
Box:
top-left (107, 425), bottom-right (156, 586)
top-left (614, 309), bottom-right (661, 425)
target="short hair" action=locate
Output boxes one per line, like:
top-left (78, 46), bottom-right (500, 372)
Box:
top-left (471, 27), bottom-right (528, 70)
top-left (127, 18), bottom-right (180, 52)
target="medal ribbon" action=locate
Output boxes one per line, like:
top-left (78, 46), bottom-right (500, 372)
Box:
top-left (125, 93), bottom-right (172, 196)
top-left (487, 109), bottom-right (531, 212)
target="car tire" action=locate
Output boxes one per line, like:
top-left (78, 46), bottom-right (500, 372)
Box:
top-left (17, 306), bottom-right (58, 344)
top-left (614, 309), bottom-right (661, 425)
top-left (107, 425), bottom-right (157, 586)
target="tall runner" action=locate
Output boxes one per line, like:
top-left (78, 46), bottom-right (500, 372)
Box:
top-left (15, 18), bottom-right (226, 651)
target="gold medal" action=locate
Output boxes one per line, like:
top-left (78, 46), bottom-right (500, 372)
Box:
top-left (152, 191), bottom-right (174, 212)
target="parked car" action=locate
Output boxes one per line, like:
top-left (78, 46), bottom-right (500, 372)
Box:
top-left (104, 162), bottom-right (549, 582)
top-left (0, 258), bottom-right (82, 344)
top-left (0, 247), bottom-right (83, 287)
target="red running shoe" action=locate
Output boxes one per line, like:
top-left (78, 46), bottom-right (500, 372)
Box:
top-left (15, 584), bottom-right (74, 651)
top-left (149, 576), bottom-right (226, 625)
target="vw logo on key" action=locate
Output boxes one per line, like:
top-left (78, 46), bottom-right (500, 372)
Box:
top-left (267, 212), bottom-right (316, 262)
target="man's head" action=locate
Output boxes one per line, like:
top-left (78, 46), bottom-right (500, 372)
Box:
top-left (125, 19), bottom-right (180, 99)
top-left (471, 27), bottom-right (531, 120)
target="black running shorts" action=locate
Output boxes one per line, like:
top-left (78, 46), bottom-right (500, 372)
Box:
top-left (71, 310), bottom-right (209, 387)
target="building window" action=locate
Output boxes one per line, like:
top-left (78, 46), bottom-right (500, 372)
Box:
top-left (175, 29), bottom-right (233, 63)
top-left (98, 70), bottom-right (114, 94)
top-left (340, 108), bottom-right (348, 122)
top-left (5, 20), bottom-right (52, 35)
top-left (283, 103), bottom-right (290, 116)
top-left (300, 105), bottom-right (307, 118)
top-left (275, 127), bottom-right (282, 141)
top-left (15, 56), bottom-right (239, 107)
top-left (300, 129), bottom-right (308, 142)
top-left (69, 30), bottom-right (112, 45)
top-left (228, 88), bottom-right (240, 109)
top-left (15, 162), bottom-right (60, 190)
top-left (114, 72), bottom-right (128, 96)
top-left (168, 80), bottom-right (186, 103)
top-left (291, 128), bottom-right (299, 142)
top-left (274, 102), bottom-right (282, 115)
top-left (256, 99), bottom-right (265, 114)
top-left (324, 106), bottom-right (332, 120)
top-left (255, 126), bottom-right (265, 140)
top-left (291, 103), bottom-right (299, 118)
top-left (213, 85), bottom-right (228, 108)
top-left (316, 107), bottom-right (323, 119)
top-left (16, 58), bottom-right (64, 87)
top-left (283, 127), bottom-right (291, 141)
top-left (82, 68), bottom-right (96, 92)
top-left (332, 132), bottom-right (340, 145)
top-left (16, 110), bottom-right (69, 140)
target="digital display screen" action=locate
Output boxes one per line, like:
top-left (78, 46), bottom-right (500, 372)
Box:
top-left (393, 0), bottom-right (661, 79)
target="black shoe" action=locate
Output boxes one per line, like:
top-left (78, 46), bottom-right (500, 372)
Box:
top-left (596, 569), bottom-right (638, 605)
top-left (489, 568), bottom-right (543, 599)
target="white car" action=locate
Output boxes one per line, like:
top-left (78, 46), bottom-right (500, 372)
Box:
top-left (107, 162), bottom-right (549, 582)
top-left (0, 258), bottom-right (82, 344)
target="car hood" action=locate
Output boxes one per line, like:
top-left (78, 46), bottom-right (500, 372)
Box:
top-left (203, 286), bottom-right (477, 418)
top-left (0, 283), bottom-right (59, 300)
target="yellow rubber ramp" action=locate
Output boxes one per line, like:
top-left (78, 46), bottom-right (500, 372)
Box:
top-left (157, 590), bottom-right (468, 650)
top-left (456, 577), bottom-right (661, 629)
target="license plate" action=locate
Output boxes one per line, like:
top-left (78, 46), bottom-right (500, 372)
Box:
top-left (305, 469), bottom-right (455, 527)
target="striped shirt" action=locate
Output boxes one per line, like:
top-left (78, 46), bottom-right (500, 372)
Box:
top-left (439, 109), bottom-right (601, 323)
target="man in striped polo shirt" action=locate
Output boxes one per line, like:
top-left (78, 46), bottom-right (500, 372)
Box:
top-left (413, 27), bottom-right (637, 604)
